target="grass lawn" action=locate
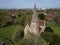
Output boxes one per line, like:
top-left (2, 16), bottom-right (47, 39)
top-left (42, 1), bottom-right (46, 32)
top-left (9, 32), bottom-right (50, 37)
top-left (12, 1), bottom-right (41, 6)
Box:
top-left (0, 25), bottom-right (16, 45)
top-left (0, 25), bottom-right (15, 40)
top-left (0, 25), bottom-right (25, 45)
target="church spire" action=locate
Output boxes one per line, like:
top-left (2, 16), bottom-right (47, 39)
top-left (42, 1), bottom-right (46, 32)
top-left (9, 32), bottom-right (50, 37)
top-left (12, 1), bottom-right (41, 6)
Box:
top-left (31, 3), bottom-right (38, 23)
top-left (34, 3), bottom-right (36, 12)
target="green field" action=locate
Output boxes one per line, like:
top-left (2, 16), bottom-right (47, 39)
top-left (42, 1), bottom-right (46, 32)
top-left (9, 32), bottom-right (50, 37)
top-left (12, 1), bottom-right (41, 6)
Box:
top-left (0, 25), bottom-right (15, 39)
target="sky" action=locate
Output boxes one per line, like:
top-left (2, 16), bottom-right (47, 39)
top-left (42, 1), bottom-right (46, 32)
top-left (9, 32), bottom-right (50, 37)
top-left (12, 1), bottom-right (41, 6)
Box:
top-left (0, 0), bottom-right (60, 9)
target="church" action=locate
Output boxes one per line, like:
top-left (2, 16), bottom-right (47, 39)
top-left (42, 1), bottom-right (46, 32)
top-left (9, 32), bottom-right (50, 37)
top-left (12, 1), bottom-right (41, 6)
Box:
top-left (24, 3), bottom-right (45, 37)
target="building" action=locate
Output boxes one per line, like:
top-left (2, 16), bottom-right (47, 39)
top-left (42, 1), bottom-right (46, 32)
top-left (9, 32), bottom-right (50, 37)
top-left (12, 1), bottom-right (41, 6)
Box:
top-left (24, 3), bottom-right (45, 37)
top-left (39, 20), bottom-right (45, 32)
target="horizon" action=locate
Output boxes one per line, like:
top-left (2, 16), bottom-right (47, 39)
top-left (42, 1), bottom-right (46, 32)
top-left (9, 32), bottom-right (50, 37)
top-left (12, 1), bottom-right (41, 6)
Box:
top-left (0, 0), bottom-right (60, 9)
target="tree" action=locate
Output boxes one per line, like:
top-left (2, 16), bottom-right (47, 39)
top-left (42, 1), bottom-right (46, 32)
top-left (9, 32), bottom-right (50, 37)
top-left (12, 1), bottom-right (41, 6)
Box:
top-left (41, 32), bottom-right (60, 45)
top-left (53, 34), bottom-right (60, 45)
top-left (15, 36), bottom-right (48, 45)
top-left (55, 15), bottom-right (60, 26)
top-left (45, 26), bottom-right (54, 33)
top-left (38, 14), bottom-right (45, 20)
top-left (12, 25), bottom-right (24, 42)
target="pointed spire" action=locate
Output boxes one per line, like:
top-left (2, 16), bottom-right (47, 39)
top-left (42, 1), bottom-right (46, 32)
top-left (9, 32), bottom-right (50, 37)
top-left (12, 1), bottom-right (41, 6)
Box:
top-left (33, 3), bottom-right (36, 15)
top-left (31, 3), bottom-right (38, 23)
top-left (34, 3), bottom-right (36, 11)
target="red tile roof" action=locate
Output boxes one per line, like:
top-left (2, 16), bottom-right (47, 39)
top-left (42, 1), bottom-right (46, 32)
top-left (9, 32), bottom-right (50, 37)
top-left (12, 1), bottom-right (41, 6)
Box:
top-left (39, 20), bottom-right (44, 26)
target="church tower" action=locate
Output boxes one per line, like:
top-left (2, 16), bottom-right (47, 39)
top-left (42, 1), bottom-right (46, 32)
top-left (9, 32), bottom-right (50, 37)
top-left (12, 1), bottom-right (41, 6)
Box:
top-left (30, 3), bottom-right (40, 36)
top-left (24, 3), bottom-right (40, 37)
